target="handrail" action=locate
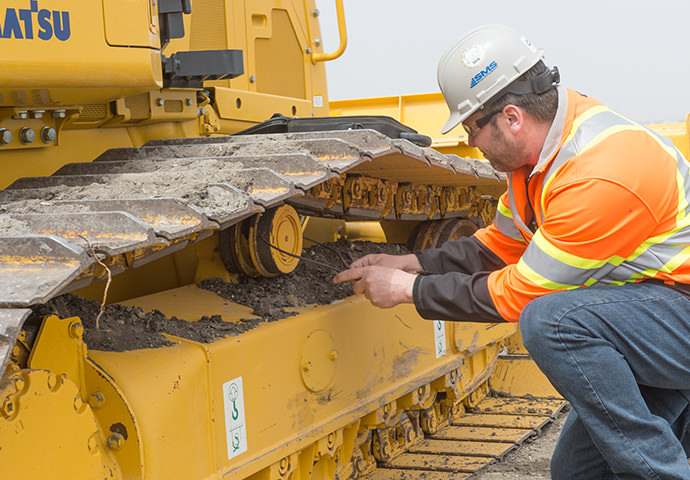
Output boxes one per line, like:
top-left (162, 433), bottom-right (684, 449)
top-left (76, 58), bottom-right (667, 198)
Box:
top-left (311, 0), bottom-right (347, 63)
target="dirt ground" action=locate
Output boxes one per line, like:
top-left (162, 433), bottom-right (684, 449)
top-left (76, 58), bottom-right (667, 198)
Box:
top-left (29, 239), bottom-right (408, 351)
top-left (469, 406), bottom-right (569, 479)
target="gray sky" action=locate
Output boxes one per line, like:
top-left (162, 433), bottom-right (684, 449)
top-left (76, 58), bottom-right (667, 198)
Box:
top-left (317, 0), bottom-right (690, 124)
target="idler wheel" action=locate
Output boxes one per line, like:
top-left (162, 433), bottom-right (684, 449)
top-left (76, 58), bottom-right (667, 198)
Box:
top-left (248, 204), bottom-right (303, 277)
top-left (219, 220), bottom-right (260, 277)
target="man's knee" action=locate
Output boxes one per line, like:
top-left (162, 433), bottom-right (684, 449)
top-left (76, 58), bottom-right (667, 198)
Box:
top-left (519, 294), bottom-right (558, 357)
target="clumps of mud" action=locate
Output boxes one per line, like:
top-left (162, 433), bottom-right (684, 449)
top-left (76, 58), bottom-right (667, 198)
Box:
top-left (29, 240), bottom-right (408, 352)
top-left (29, 294), bottom-right (263, 352)
top-left (200, 239), bottom-right (409, 322)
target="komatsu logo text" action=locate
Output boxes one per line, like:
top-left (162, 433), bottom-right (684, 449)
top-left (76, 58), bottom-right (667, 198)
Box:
top-left (1, 1), bottom-right (70, 41)
top-left (470, 61), bottom-right (498, 89)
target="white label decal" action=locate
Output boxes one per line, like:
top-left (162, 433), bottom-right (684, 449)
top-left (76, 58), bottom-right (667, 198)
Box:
top-left (223, 376), bottom-right (248, 459)
top-left (313, 95), bottom-right (323, 108)
top-left (461, 45), bottom-right (484, 68)
top-left (433, 320), bottom-right (446, 358)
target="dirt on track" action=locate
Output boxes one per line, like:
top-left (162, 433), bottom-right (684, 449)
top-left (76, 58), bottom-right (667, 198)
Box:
top-left (28, 240), bottom-right (408, 351)
top-left (469, 405), bottom-right (569, 479)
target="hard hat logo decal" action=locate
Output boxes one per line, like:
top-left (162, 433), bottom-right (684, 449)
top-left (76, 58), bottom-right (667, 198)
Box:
top-left (470, 61), bottom-right (498, 89)
top-left (461, 45), bottom-right (484, 67)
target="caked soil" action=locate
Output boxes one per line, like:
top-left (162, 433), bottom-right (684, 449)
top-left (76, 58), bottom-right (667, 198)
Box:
top-left (28, 240), bottom-right (408, 352)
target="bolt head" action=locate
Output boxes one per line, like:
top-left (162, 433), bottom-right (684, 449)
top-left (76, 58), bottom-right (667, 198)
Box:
top-left (47, 374), bottom-right (59, 390)
top-left (13, 377), bottom-right (25, 393)
top-left (0, 129), bottom-right (12, 145)
top-left (156, 97), bottom-right (164, 107)
top-left (185, 98), bottom-right (193, 106)
top-left (107, 433), bottom-right (124, 450)
top-left (312, 8), bottom-right (320, 16)
top-left (2, 399), bottom-right (15, 417)
top-left (305, 47), bottom-right (312, 54)
top-left (69, 321), bottom-right (84, 339)
top-left (88, 392), bottom-right (105, 409)
top-left (249, 75), bottom-right (256, 83)
top-left (278, 457), bottom-right (289, 473)
top-left (41, 126), bottom-right (57, 143)
top-left (19, 127), bottom-right (34, 144)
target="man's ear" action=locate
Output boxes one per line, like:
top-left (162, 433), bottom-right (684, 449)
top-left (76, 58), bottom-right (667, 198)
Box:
top-left (502, 105), bottom-right (523, 135)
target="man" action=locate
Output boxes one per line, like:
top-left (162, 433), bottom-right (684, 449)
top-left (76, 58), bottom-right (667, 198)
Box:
top-left (334, 25), bottom-right (690, 479)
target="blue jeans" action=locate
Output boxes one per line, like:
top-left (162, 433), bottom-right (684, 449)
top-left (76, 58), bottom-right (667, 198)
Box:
top-left (520, 282), bottom-right (690, 479)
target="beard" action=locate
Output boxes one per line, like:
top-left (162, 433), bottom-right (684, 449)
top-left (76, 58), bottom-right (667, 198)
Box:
top-left (480, 123), bottom-right (528, 172)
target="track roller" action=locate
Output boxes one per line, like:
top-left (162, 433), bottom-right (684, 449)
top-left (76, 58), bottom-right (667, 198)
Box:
top-left (409, 218), bottom-right (479, 250)
top-left (220, 205), bottom-right (303, 277)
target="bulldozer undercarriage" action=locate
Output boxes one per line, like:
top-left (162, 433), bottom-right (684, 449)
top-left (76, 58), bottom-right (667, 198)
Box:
top-left (0, 129), bottom-right (564, 479)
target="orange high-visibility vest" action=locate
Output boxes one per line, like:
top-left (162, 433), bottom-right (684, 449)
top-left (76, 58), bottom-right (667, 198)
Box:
top-left (474, 88), bottom-right (690, 321)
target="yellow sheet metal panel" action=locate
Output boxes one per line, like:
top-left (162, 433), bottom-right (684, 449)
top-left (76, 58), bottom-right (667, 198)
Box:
top-left (0, 369), bottom-right (121, 479)
top-left (106, 284), bottom-right (515, 479)
top-left (84, 358), bottom-right (144, 479)
top-left (89, 344), bottom-right (216, 479)
top-left (450, 321), bottom-right (517, 354)
top-left (490, 356), bottom-right (562, 398)
top-left (102, 0), bottom-right (159, 47)
top-left (0, 1), bottom-right (162, 98)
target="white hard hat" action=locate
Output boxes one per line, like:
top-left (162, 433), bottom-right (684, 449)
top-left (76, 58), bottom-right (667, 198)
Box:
top-left (437, 24), bottom-right (548, 134)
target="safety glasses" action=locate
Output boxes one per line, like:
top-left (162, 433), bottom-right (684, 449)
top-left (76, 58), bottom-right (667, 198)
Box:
top-left (462, 108), bottom-right (501, 138)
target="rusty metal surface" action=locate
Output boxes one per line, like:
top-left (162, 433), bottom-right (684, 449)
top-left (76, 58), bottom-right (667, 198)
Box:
top-left (0, 129), bottom-right (502, 316)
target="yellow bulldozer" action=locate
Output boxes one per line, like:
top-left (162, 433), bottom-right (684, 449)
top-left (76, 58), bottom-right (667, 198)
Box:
top-left (1, 1), bottom-right (688, 479)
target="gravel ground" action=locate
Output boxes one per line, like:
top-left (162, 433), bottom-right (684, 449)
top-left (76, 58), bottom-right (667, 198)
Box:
top-left (469, 405), bottom-right (569, 479)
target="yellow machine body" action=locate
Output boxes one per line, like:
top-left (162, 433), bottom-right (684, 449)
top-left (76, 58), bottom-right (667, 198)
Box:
top-left (0, 0), bottom-right (330, 188)
top-left (1, 2), bottom-right (682, 479)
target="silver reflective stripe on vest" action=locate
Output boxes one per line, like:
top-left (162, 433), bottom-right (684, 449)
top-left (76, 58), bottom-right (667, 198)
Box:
top-left (494, 203), bottom-right (524, 242)
top-left (520, 239), bottom-right (602, 287)
top-left (607, 226), bottom-right (690, 282)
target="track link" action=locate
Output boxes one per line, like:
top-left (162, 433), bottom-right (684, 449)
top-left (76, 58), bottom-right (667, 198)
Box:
top-left (368, 396), bottom-right (567, 480)
top-left (0, 129), bottom-right (503, 376)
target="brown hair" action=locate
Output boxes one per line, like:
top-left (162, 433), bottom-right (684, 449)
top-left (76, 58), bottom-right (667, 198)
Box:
top-left (487, 61), bottom-right (558, 125)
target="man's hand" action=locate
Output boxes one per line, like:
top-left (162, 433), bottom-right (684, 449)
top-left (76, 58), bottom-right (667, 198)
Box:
top-left (333, 265), bottom-right (417, 308)
top-left (350, 253), bottom-right (422, 273)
